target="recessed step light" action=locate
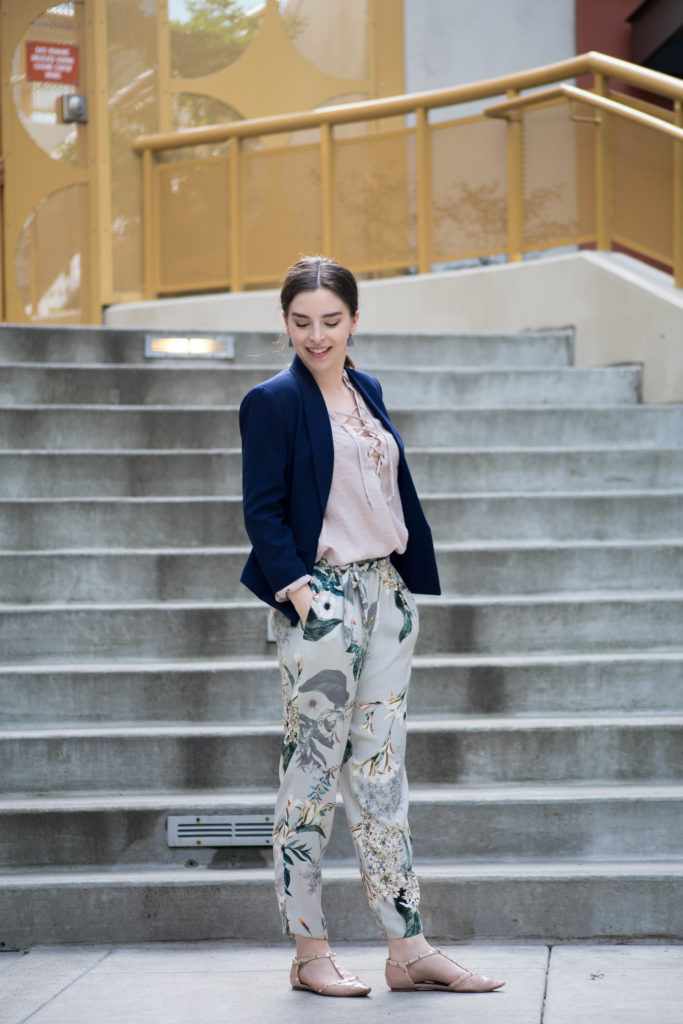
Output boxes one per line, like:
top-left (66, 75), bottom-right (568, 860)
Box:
top-left (145, 335), bottom-right (235, 359)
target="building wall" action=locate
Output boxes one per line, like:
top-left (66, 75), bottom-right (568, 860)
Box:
top-left (403, 0), bottom-right (576, 118)
top-left (576, 0), bottom-right (635, 60)
top-left (575, 0), bottom-right (641, 91)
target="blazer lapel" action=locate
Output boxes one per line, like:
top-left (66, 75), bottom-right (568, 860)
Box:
top-left (289, 355), bottom-right (334, 514)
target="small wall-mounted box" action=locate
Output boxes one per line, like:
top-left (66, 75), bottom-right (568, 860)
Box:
top-left (61, 94), bottom-right (88, 123)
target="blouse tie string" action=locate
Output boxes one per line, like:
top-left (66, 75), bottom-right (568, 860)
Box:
top-left (333, 384), bottom-right (396, 507)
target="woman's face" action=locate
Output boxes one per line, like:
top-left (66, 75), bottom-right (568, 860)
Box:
top-left (283, 287), bottom-right (358, 381)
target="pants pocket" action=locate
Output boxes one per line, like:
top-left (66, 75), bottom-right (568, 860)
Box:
top-left (302, 603), bottom-right (344, 643)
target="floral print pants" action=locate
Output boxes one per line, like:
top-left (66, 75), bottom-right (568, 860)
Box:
top-left (270, 556), bottom-right (421, 940)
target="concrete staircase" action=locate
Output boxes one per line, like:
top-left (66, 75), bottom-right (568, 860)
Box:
top-left (1, 324), bottom-right (682, 947)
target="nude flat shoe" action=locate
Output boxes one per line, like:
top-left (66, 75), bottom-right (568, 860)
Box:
top-left (385, 947), bottom-right (505, 992)
top-left (290, 951), bottom-right (371, 997)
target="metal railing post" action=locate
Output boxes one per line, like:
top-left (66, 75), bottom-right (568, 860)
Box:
top-left (416, 106), bottom-right (433, 275)
top-left (229, 137), bottom-right (242, 292)
top-left (142, 148), bottom-right (156, 300)
top-left (674, 100), bottom-right (683, 289)
top-left (0, 160), bottom-right (4, 321)
top-left (594, 73), bottom-right (612, 252)
top-left (320, 122), bottom-right (334, 257)
top-left (506, 90), bottom-right (524, 262)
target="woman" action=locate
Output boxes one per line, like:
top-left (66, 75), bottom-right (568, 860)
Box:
top-left (240, 256), bottom-right (504, 997)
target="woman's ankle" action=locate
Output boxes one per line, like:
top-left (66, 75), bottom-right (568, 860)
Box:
top-left (387, 933), bottom-right (432, 962)
top-left (295, 936), bottom-right (331, 959)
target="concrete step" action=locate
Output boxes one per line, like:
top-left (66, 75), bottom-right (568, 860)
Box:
top-left (0, 451), bottom-right (244, 498)
top-left (361, 331), bottom-right (574, 366)
top-left (1, 593), bottom-right (682, 663)
top-left (2, 404), bottom-right (681, 450)
top-left (0, 327), bottom-right (271, 366)
top-left (2, 652), bottom-right (680, 725)
top-left (4, 447), bottom-right (683, 498)
top-left (2, 541), bottom-right (682, 603)
top-left (1, 715), bottom-right (681, 792)
top-left (393, 405), bottom-right (683, 447)
top-left (0, 497), bottom-right (244, 550)
top-left (1, 860), bottom-right (680, 945)
top-left (408, 447), bottom-right (683, 493)
top-left (0, 325), bottom-right (574, 367)
top-left (0, 363), bottom-right (642, 407)
top-left (0, 784), bottom-right (679, 869)
top-left (421, 492), bottom-right (683, 541)
top-left (432, 540), bottom-right (683, 595)
top-left (1, 492), bottom-right (681, 550)
top-left (0, 406), bottom-right (247, 450)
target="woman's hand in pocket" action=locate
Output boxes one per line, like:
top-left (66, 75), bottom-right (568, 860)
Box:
top-left (289, 583), bottom-right (314, 629)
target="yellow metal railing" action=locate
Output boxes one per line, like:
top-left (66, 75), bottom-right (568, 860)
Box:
top-left (133, 52), bottom-right (683, 296)
top-left (485, 84), bottom-right (683, 286)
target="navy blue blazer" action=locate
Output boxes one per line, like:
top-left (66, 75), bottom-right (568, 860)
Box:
top-left (239, 354), bottom-right (440, 624)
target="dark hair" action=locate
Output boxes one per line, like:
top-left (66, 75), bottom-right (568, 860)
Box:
top-left (280, 256), bottom-right (358, 368)
top-left (280, 256), bottom-right (358, 316)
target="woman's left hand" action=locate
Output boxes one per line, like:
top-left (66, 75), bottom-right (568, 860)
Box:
top-left (289, 583), bottom-right (314, 628)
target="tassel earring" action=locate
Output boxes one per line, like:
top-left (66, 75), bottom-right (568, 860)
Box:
top-left (347, 333), bottom-right (356, 348)
top-left (288, 335), bottom-right (293, 348)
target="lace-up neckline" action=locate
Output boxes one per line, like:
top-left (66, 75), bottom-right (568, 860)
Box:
top-left (314, 373), bottom-right (408, 567)
top-left (330, 374), bottom-right (389, 478)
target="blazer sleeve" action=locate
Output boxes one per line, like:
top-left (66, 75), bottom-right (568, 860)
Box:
top-left (239, 385), bottom-right (309, 595)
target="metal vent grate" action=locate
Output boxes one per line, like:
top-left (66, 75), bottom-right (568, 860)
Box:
top-left (167, 814), bottom-right (273, 848)
top-left (145, 334), bottom-right (235, 359)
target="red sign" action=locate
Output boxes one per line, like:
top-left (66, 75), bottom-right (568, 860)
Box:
top-left (26, 42), bottom-right (79, 84)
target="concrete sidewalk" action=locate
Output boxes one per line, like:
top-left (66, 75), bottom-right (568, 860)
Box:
top-left (1, 941), bottom-right (680, 1024)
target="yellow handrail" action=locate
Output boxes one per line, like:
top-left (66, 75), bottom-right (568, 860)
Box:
top-left (485, 83), bottom-right (683, 286)
top-left (134, 51), bottom-right (683, 295)
top-left (132, 51), bottom-right (683, 153)
top-left (485, 84), bottom-right (683, 140)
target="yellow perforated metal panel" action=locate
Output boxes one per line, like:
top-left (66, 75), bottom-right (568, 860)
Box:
top-left (11, 2), bottom-right (82, 167)
top-left (613, 117), bottom-right (674, 264)
top-left (333, 128), bottom-right (416, 272)
top-left (157, 156), bottom-right (231, 293)
top-left (241, 141), bottom-right (323, 285)
top-left (106, 0), bottom-right (158, 297)
top-left (168, 1), bottom-right (263, 80)
top-left (15, 184), bottom-right (88, 320)
top-left (522, 100), bottom-right (596, 251)
top-left (431, 116), bottom-right (508, 262)
top-left (283, 0), bottom-right (369, 81)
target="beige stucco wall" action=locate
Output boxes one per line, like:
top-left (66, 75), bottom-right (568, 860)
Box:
top-left (105, 251), bottom-right (683, 403)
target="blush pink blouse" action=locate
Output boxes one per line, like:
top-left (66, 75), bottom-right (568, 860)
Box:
top-left (275, 374), bottom-right (408, 601)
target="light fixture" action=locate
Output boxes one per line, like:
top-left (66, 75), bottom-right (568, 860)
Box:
top-left (144, 334), bottom-right (235, 359)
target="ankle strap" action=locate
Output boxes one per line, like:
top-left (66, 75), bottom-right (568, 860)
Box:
top-left (386, 948), bottom-right (439, 970)
top-left (293, 951), bottom-right (337, 967)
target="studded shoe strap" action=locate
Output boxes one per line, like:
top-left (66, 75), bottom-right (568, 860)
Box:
top-left (292, 951), bottom-right (363, 993)
top-left (386, 947), bottom-right (474, 987)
